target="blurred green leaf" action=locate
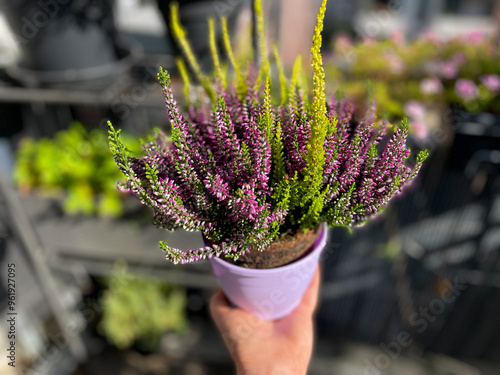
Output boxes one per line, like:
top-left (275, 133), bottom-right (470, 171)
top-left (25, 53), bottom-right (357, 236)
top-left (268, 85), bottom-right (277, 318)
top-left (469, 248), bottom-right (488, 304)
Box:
top-left (64, 184), bottom-right (95, 215)
top-left (13, 122), bottom-right (141, 217)
top-left (98, 263), bottom-right (188, 351)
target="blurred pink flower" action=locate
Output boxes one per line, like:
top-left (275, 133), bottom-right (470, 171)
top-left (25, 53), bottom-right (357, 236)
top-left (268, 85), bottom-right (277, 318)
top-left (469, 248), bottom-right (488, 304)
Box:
top-left (336, 33), bottom-right (353, 49)
top-left (449, 53), bottom-right (467, 66)
top-left (334, 33), bottom-right (354, 57)
top-left (390, 30), bottom-right (405, 46)
top-left (362, 36), bottom-right (376, 45)
top-left (384, 52), bottom-right (404, 74)
top-left (480, 74), bottom-right (500, 92)
top-left (440, 61), bottom-right (458, 79)
top-left (423, 31), bottom-right (440, 45)
top-left (455, 79), bottom-right (479, 100)
top-left (426, 60), bottom-right (441, 76)
top-left (409, 120), bottom-right (428, 140)
top-left (420, 77), bottom-right (444, 95)
top-left (465, 31), bottom-right (486, 43)
top-left (404, 101), bottom-right (426, 120)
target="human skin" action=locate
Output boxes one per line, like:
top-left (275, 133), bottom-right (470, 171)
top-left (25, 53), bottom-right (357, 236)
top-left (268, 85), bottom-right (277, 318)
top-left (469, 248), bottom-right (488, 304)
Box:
top-left (209, 267), bottom-right (321, 375)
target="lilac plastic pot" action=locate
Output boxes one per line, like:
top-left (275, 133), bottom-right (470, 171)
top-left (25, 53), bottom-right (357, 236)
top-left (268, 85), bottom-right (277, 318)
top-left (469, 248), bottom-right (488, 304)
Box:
top-left (208, 223), bottom-right (328, 320)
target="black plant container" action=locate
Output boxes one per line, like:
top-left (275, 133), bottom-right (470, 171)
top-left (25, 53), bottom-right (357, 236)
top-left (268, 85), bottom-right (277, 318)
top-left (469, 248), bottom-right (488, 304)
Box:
top-left (0, 0), bottom-right (140, 88)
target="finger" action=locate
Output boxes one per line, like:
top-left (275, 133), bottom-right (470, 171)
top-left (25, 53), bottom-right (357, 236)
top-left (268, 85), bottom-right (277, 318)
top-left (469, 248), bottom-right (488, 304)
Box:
top-left (209, 289), bottom-right (231, 327)
top-left (209, 289), bottom-right (254, 328)
top-left (283, 267), bottom-right (320, 341)
top-left (305, 266), bottom-right (321, 309)
top-left (294, 266), bottom-right (321, 317)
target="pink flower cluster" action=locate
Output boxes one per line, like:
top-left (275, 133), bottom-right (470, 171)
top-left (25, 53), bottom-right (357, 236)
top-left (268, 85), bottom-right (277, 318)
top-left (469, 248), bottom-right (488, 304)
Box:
top-left (480, 74), bottom-right (500, 92)
top-left (455, 79), bottom-right (479, 101)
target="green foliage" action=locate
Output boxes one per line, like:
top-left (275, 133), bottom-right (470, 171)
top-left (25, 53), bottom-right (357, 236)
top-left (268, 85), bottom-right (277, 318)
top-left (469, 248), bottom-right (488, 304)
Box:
top-left (176, 57), bottom-right (192, 103)
top-left (270, 175), bottom-right (293, 236)
top-left (273, 44), bottom-right (288, 106)
top-left (417, 149), bottom-right (430, 164)
top-left (169, 2), bottom-right (216, 101)
top-left (221, 16), bottom-right (247, 98)
top-left (13, 122), bottom-right (140, 217)
top-left (98, 263), bottom-right (187, 351)
top-left (208, 17), bottom-right (225, 87)
top-left (323, 182), bottom-right (356, 226)
top-left (271, 121), bottom-right (285, 182)
top-left (260, 78), bottom-right (274, 142)
top-left (295, 0), bottom-right (328, 229)
top-left (254, 0), bottom-right (270, 80)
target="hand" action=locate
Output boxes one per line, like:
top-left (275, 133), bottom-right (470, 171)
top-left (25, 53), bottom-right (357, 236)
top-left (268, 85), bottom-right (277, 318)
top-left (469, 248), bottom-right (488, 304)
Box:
top-left (209, 267), bottom-right (321, 375)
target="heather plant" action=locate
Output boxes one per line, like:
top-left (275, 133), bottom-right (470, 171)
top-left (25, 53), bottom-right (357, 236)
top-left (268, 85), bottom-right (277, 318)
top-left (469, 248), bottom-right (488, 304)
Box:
top-left (109, 0), bottom-right (428, 264)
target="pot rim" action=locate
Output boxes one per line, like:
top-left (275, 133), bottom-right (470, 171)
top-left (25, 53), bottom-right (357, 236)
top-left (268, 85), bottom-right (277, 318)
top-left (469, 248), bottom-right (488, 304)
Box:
top-left (209, 222), bottom-right (328, 275)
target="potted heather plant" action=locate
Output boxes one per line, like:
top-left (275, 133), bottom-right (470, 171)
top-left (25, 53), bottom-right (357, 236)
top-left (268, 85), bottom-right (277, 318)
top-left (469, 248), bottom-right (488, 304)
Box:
top-left (108, 0), bottom-right (428, 320)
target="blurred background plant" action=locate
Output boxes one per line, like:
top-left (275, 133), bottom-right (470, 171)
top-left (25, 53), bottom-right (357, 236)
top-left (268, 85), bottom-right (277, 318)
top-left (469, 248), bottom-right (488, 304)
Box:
top-left (12, 122), bottom-right (141, 217)
top-left (325, 31), bottom-right (500, 140)
top-left (98, 262), bottom-right (188, 352)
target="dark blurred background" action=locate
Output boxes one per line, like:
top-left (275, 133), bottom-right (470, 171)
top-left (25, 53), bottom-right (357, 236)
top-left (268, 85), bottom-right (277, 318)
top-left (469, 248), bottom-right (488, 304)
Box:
top-left (0, 0), bottom-right (500, 374)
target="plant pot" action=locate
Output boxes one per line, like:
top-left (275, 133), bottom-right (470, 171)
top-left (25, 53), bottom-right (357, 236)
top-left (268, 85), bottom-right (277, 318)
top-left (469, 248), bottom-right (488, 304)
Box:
top-left (6, 44), bottom-right (141, 90)
top-left (208, 223), bottom-right (328, 320)
top-left (0, 0), bottom-right (139, 89)
top-left (0, 0), bottom-right (118, 68)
